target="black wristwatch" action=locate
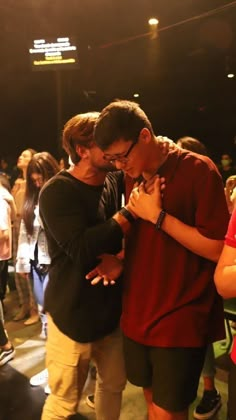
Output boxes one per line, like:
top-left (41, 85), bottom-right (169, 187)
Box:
top-left (119, 207), bottom-right (136, 224)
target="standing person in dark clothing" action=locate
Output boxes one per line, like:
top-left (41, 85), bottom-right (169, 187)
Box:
top-left (39, 112), bottom-right (130, 420)
top-left (92, 100), bottom-right (229, 420)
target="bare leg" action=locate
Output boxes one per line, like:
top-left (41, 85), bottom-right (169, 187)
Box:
top-left (143, 387), bottom-right (188, 420)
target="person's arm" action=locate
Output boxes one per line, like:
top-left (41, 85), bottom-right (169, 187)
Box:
top-left (0, 229), bottom-right (9, 242)
top-left (0, 200), bottom-right (10, 242)
top-left (128, 166), bottom-right (228, 263)
top-left (230, 187), bottom-right (236, 212)
top-left (214, 210), bottom-right (236, 298)
top-left (159, 213), bottom-right (223, 262)
top-left (39, 179), bottom-right (132, 269)
top-left (0, 187), bottom-right (17, 221)
top-left (214, 245), bottom-right (236, 298)
top-left (4, 192), bottom-right (16, 222)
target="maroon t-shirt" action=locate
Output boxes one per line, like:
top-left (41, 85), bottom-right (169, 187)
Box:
top-left (121, 148), bottom-right (229, 347)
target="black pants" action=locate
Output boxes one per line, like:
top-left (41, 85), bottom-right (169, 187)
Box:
top-left (0, 260), bottom-right (8, 301)
top-left (0, 320), bottom-right (7, 346)
top-left (0, 300), bottom-right (7, 346)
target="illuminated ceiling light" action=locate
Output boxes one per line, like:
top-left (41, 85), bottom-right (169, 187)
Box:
top-left (148, 18), bottom-right (159, 26)
top-left (227, 73), bottom-right (235, 78)
top-left (133, 93), bottom-right (139, 98)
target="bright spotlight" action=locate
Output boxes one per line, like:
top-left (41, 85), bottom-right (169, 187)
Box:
top-left (133, 93), bottom-right (139, 98)
top-left (227, 73), bottom-right (235, 78)
top-left (148, 18), bottom-right (159, 26)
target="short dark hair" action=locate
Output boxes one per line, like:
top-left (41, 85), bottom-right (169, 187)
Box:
top-left (94, 100), bottom-right (154, 150)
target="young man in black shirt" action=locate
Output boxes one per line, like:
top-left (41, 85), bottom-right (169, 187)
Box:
top-left (40, 112), bottom-right (131, 420)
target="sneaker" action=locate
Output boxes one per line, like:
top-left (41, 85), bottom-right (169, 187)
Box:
top-left (30, 368), bottom-right (48, 386)
top-left (194, 390), bottom-right (222, 419)
top-left (0, 346), bottom-right (15, 366)
top-left (86, 394), bottom-right (95, 409)
top-left (44, 384), bottom-right (51, 395)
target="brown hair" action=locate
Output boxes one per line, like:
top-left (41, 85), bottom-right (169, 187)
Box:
top-left (22, 152), bottom-right (59, 235)
top-left (177, 137), bottom-right (208, 156)
top-left (62, 112), bottom-right (100, 164)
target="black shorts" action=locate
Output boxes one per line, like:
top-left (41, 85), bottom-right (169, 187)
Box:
top-left (123, 335), bottom-right (206, 412)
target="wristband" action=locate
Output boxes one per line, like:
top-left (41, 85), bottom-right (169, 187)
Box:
top-left (119, 207), bottom-right (136, 224)
top-left (155, 210), bottom-right (166, 230)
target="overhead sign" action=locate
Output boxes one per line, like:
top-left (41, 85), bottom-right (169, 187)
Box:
top-left (29, 37), bottom-right (79, 71)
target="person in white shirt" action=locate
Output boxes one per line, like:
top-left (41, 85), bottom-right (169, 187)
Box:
top-left (0, 174), bottom-right (16, 366)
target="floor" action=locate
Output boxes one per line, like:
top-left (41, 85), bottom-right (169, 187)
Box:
top-left (0, 288), bottom-right (231, 420)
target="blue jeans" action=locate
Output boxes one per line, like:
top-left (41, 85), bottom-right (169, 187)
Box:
top-left (31, 266), bottom-right (49, 307)
top-left (31, 266), bottom-right (49, 326)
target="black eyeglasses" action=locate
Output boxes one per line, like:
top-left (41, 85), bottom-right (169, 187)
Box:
top-left (103, 141), bottom-right (137, 164)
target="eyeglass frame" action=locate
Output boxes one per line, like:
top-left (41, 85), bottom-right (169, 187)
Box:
top-left (103, 140), bottom-right (138, 164)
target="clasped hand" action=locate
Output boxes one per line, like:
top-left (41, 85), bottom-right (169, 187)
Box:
top-left (128, 175), bottom-right (165, 223)
top-left (86, 253), bottom-right (124, 286)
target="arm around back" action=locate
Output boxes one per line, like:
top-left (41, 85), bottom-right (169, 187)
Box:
top-left (39, 174), bottom-right (124, 269)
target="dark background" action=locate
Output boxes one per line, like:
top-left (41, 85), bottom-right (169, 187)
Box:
top-left (1, 0), bottom-right (236, 163)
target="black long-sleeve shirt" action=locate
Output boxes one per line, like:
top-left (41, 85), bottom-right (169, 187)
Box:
top-left (39, 170), bottom-right (124, 342)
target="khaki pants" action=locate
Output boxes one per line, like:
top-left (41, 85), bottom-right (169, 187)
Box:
top-left (41, 315), bottom-right (126, 420)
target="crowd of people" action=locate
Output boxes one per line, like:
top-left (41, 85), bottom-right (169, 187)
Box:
top-left (0, 100), bottom-right (236, 420)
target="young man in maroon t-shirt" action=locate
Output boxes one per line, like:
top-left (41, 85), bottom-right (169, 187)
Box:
top-left (90, 100), bottom-right (229, 420)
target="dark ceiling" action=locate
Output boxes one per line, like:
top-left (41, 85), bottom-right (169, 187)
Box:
top-left (1, 0), bottom-right (236, 161)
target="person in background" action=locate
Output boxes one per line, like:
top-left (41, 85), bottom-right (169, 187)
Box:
top-left (0, 174), bottom-right (16, 308)
top-left (0, 174), bottom-right (16, 366)
top-left (92, 99), bottom-right (229, 420)
top-left (214, 209), bottom-right (236, 419)
top-left (16, 152), bottom-right (59, 333)
top-left (218, 153), bottom-right (236, 185)
top-left (16, 152), bottom-right (59, 392)
top-left (11, 148), bottom-right (38, 323)
top-left (176, 136), bottom-right (222, 420)
top-left (176, 136), bottom-right (208, 156)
